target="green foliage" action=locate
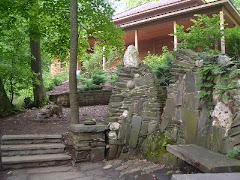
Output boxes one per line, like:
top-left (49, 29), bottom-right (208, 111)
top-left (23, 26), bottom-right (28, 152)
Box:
top-left (227, 148), bottom-right (240, 159)
top-left (197, 56), bottom-right (240, 104)
top-left (225, 27), bottom-right (240, 60)
top-left (171, 14), bottom-right (223, 52)
top-left (83, 44), bottom-right (124, 73)
top-left (141, 133), bottom-right (175, 162)
top-left (78, 70), bottom-right (107, 91)
top-left (108, 69), bottom-right (120, 85)
top-left (125, 0), bottom-right (157, 8)
top-left (43, 71), bottom-right (68, 91)
top-left (143, 47), bottom-right (174, 85)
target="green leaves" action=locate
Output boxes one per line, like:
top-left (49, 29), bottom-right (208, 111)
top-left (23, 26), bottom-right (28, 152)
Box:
top-left (171, 14), bottom-right (223, 52)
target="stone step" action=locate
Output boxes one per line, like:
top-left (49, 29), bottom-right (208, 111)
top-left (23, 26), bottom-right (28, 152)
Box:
top-left (2, 154), bottom-right (71, 169)
top-left (167, 144), bottom-right (240, 173)
top-left (1, 143), bottom-right (65, 156)
top-left (2, 134), bottom-right (62, 145)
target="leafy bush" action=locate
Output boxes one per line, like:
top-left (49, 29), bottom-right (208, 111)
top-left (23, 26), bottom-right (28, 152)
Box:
top-left (171, 14), bottom-right (223, 52)
top-left (78, 69), bottom-right (107, 91)
top-left (143, 47), bottom-right (174, 86)
top-left (77, 77), bottom-right (102, 91)
top-left (225, 27), bottom-right (240, 61)
top-left (91, 70), bottom-right (107, 85)
top-left (43, 71), bottom-right (68, 91)
top-left (227, 148), bottom-right (240, 159)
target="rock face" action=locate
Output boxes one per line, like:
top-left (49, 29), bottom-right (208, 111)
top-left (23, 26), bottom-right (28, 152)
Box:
top-left (123, 45), bottom-right (140, 68)
top-left (106, 45), bottom-right (166, 156)
top-left (212, 102), bottom-right (232, 136)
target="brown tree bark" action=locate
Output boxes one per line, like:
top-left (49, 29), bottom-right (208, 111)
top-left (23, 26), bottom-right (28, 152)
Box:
top-left (30, 37), bottom-right (46, 107)
top-left (0, 78), bottom-right (12, 118)
top-left (69, 0), bottom-right (79, 124)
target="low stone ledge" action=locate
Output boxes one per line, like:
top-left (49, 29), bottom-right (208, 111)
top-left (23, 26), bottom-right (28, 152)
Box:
top-left (49, 90), bottom-right (112, 107)
top-left (70, 124), bottom-right (109, 133)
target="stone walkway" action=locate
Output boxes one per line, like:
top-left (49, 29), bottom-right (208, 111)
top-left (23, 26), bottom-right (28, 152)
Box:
top-left (5, 159), bottom-right (175, 180)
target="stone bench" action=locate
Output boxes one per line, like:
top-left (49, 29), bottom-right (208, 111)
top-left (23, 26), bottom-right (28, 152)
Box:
top-left (167, 144), bottom-right (240, 173)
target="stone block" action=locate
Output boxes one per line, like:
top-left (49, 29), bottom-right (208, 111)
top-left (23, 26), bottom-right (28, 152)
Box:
top-left (182, 109), bottom-right (199, 143)
top-left (109, 122), bottom-right (120, 131)
top-left (129, 129), bottom-right (139, 148)
top-left (198, 103), bottom-right (208, 132)
top-left (70, 124), bottom-right (109, 133)
top-left (134, 77), bottom-right (146, 87)
top-left (89, 142), bottom-right (106, 148)
top-left (108, 131), bottom-right (117, 140)
top-left (111, 96), bottom-right (123, 102)
top-left (90, 147), bottom-right (105, 162)
top-left (148, 120), bottom-right (158, 134)
top-left (176, 75), bottom-right (184, 106)
top-left (164, 99), bottom-right (175, 119)
top-left (75, 133), bottom-right (92, 141)
top-left (185, 71), bottom-right (196, 93)
top-left (125, 124), bottom-right (131, 145)
top-left (140, 122), bottom-right (148, 135)
top-left (144, 74), bottom-right (155, 84)
top-left (183, 92), bottom-right (200, 110)
top-left (160, 117), bottom-right (171, 132)
top-left (75, 151), bottom-right (90, 161)
top-left (92, 133), bottom-right (105, 142)
top-left (131, 115), bottom-right (142, 131)
top-left (107, 145), bottom-right (118, 160)
top-left (134, 99), bottom-right (143, 115)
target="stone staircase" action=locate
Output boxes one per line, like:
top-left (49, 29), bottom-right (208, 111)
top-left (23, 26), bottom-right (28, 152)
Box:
top-left (1, 134), bottom-right (71, 169)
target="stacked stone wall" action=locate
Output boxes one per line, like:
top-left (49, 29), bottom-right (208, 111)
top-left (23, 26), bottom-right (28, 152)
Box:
top-left (106, 45), bottom-right (166, 156)
top-left (161, 49), bottom-right (240, 154)
top-left (49, 90), bottom-right (112, 107)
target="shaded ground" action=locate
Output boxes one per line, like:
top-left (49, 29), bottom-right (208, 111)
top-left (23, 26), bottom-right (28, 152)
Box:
top-left (0, 105), bottom-right (108, 179)
top-left (3, 159), bottom-right (182, 180)
top-left (0, 105), bottom-right (108, 138)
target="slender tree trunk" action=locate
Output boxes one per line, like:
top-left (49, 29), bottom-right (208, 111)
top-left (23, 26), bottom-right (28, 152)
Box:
top-left (0, 78), bottom-right (12, 118)
top-left (30, 37), bottom-right (46, 107)
top-left (69, 0), bottom-right (79, 124)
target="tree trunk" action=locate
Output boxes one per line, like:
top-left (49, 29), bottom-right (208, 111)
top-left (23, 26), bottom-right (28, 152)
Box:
top-left (30, 37), bottom-right (46, 107)
top-left (0, 78), bottom-right (12, 118)
top-left (69, 0), bottom-right (79, 124)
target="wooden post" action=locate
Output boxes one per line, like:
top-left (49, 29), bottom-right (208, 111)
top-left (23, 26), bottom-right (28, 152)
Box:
top-left (103, 46), bottom-right (106, 70)
top-left (135, 30), bottom-right (138, 51)
top-left (220, 10), bottom-right (225, 54)
top-left (174, 21), bottom-right (178, 51)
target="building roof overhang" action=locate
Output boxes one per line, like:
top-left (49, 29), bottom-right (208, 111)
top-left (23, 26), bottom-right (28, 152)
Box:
top-left (114, 0), bottom-right (240, 31)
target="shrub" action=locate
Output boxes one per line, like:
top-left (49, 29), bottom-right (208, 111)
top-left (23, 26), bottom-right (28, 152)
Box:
top-left (225, 26), bottom-right (240, 61)
top-left (171, 14), bottom-right (223, 52)
top-left (43, 71), bottom-right (68, 91)
top-left (91, 70), bottom-right (107, 85)
top-left (77, 69), bottom-right (107, 91)
top-left (143, 47), bottom-right (174, 86)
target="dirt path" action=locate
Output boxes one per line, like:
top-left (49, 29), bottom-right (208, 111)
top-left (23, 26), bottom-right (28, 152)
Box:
top-left (0, 105), bottom-right (108, 138)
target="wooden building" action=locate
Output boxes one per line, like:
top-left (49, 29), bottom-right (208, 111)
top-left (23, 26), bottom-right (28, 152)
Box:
top-left (112, 0), bottom-right (240, 60)
top-left (51, 0), bottom-right (240, 75)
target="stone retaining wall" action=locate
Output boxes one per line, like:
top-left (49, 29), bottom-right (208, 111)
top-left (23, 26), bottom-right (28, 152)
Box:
top-left (49, 90), bottom-right (112, 107)
top-left (161, 49), bottom-right (240, 154)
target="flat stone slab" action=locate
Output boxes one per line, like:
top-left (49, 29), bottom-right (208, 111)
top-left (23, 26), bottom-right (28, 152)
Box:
top-left (1, 143), bottom-right (65, 151)
top-left (2, 134), bottom-right (62, 140)
top-left (70, 124), bottom-right (109, 133)
top-left (167, 144), bottom-right (240, 173)
top-left (172, 173), bottom-right (240, 180)
top-left (2, 154), bottom-right (71, 164)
